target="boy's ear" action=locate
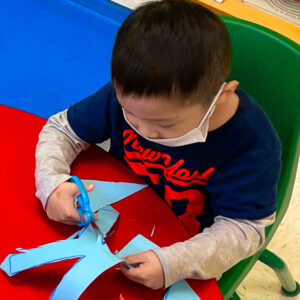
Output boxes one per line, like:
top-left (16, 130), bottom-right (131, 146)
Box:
top-left (216, 80), bottom-right (239, 105)
top-left (222, 80), bottom-right (239, 94)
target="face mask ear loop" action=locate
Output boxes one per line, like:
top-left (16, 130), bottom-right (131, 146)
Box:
top-left (197, 82), bottom-right (227, 129)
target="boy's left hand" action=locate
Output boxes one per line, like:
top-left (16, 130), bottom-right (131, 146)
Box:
top-left (120, 250), bottom-right (164, 289)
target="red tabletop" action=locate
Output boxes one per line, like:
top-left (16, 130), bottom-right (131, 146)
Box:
top-left (0, 105), bottom-right (222, 300)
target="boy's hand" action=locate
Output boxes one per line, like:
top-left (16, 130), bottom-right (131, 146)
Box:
top-left (45, 182), bottom-right (97, 225)
top-left (120, 250), bottom-right (164, 289)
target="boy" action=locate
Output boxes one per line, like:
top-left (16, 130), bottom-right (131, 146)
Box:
top-left (35, 0), bottom-right (281, 290)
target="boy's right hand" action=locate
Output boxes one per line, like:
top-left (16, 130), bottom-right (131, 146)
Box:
top-left (45, 182), bottom-right (96, 225)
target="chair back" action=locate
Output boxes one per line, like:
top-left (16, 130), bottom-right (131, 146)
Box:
top-left (218, 15), bottom-right (300, 299)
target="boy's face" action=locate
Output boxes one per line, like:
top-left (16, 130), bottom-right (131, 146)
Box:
top-left (116, 91), bottom-right (207, 140)
top-left (116, 81), bottom-right (239, 140)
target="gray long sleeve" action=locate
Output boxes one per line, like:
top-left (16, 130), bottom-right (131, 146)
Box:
top-left (35, 110), bottom-right (276, 288)
top-left (153, 213), bottom-right (275, 287)
top-left (35, 110), bottom-right (90, 208)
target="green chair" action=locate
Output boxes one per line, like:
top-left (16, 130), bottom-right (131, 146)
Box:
top-left (217, 16), bottom-right (300, 299)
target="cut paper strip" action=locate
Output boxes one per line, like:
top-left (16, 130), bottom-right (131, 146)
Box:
top-left (1, 227), bottom-right (168, 299)
top-left (81, 179), bottom-right (147, 212)
top-left (15, 248), bottom-right (30, 253)
top-left (163, 280), bottom-right (201, 300)
top-left (1, 225), bottom-right (119, 271)
top-left (1, 225), bottom-right (121, 299)
top-left (1, 181), bottom-right (200, 300)
top-left (94, 205), bottom-right (120, 237)
top-left (150, 225), bottom-right (156, 237)
top-left (51, 239), bottom-right (121, 299)
top-left (1, 226), bottom-right (200, 300)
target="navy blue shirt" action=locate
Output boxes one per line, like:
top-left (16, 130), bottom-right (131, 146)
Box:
top-left (67, 83), bottom-right (281, 235)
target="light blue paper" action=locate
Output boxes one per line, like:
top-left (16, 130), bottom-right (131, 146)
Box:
top-left (51, 236), bottom-right (121, 300)
top-left (1, 225), bottom-right (122, 299)
top-left (94, 205), bottom-right (119, 237)
top-left (1, 227), bottom-right (162, 299)
top-left (117, 234), bottom-right (158, 258)
top-left (164, 280), bottom-right (200, 300)
top-left (81, 180), bottom-right (147, 212)
top-left (1, 177), bottom-right (200, 300)
top-left (1, 230), bottom-right (161, 299)
top-left (1, 227), bottom-right (200, 300)
top-left (1, 226), bottom-right (109, 274)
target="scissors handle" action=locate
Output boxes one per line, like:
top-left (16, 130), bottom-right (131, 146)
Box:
top-left (70, 175), bottom-right (94, 226)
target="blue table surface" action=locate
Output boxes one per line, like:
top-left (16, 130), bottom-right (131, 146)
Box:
top-left (0, 0), bottom-right (131, 118)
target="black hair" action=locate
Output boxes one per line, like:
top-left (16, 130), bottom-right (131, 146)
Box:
top-left (111, 0), bottom-right (231, 106)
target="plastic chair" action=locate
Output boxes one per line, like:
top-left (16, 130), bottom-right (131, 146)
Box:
top-left (217, 16), bottom-right (300, 299)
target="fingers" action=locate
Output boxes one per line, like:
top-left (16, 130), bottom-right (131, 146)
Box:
top-left (120, 253), bottom-right (144, 280)
top-left (120, 253), bottom-right (147, 283)
top-left (71, 183), bottom-right (94, 198)
top-left (72, 183), bottom-right (96, 224)
top-left (122, 253), bottom-right (145, 265)
top-left (84, 183), bottom-right (95, 193)
top-left (46, 182), bottom-right (81, 225)
top-left (46, 182), bottom-right (96, 226)
top-left (47, 205), bottom-right (81, 225)
top-left (120, 262), bottom-right (146, 286)
top-left (54, 201), bottom-right (81, 225)
top-left (120, 251), bottom-right (165, 289)
top-left (68, 208), bottom-right (82, 224)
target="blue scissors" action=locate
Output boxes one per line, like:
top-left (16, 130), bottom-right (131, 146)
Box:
top-left (70, 175), bottom-right (94, 227)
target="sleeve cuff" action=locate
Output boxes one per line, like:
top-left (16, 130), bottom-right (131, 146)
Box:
top-left (36, 174), bottom-right (71, 209)
top-left (152, 242), bottom-right (193, 288)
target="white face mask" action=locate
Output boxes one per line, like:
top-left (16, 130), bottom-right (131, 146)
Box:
top-left (123, 82), bottom-right (226, 147)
